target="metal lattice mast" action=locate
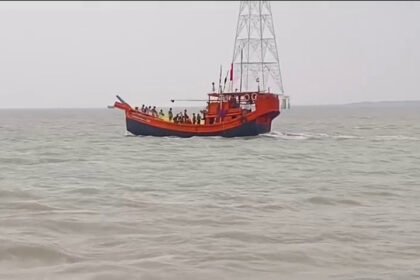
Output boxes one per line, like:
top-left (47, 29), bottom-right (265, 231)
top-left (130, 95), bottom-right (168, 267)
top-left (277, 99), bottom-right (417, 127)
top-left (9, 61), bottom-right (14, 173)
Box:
top-left (231, 1), bottom-right (284, 94)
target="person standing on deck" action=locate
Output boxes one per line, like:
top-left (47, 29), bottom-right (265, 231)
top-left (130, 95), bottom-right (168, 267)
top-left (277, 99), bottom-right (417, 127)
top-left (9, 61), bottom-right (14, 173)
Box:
top-left (151, 106), bottom-right (158, 117)
top-left (183, 109), bottom-right (189, 123)
top-left (197, 113), bottom-right (201, 125)
top-left (201, 110), bottom-right (207, 124)
top-left (192, 113), bottom-right (196, 125)
top-left (159, 109), bottom-right (165, 118)
top-left (176, 113), bottom-right (182, 123)
top-left (168, 108), bottom-right (173, 122)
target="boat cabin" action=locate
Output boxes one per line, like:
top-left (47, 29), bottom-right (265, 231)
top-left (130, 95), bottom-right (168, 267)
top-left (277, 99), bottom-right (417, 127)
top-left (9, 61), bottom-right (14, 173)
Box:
top-left (203, 91), bottom-right (278, 125)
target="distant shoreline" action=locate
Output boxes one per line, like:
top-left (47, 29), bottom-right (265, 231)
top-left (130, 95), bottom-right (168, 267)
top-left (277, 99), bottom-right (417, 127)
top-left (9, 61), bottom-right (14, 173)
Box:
top-left (337, 100), bottom-right (420, 107)
top-left (286, 100), bottom-right (420, 107)
top-left (1, 100), bottom-right (420, 110)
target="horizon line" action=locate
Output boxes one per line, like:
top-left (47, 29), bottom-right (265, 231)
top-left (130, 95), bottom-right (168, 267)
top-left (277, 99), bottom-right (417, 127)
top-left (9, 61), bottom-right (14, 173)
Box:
top-left (1, 99), bottom-right (420, 110)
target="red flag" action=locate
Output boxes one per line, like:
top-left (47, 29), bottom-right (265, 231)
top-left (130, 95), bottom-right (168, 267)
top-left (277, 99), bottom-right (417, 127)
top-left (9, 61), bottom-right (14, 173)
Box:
top-left (229, 63), bottom-right (233, 81)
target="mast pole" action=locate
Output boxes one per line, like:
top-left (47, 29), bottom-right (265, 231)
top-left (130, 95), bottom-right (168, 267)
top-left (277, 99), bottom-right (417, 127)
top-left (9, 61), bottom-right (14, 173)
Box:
top-left (246, 1), bottom-right (252, 91)
top-left (240, 48), bottom-right (243, 92)
top-left (259, 1), bottom-right (265, 91)
top-left (218, 65), bottom-right (222, 93)
top-left (219, 65), bottom-right (223, 123)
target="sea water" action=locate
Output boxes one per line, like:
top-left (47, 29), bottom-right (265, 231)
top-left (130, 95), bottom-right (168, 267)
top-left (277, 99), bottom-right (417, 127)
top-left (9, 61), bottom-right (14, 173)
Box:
top-left (0, 104), bottom-right (419, 280)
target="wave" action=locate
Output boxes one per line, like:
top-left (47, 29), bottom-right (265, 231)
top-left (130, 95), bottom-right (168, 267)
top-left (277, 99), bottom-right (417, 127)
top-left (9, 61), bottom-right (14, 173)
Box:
top-left (124, 129), bottom-right (417, 142)
top-left (0, 189), bottom-right (38, 200)
top-left (0, 242), bottom-right (81, 266)
top-left (265, 131), bottom-right (361, 141)
top-left (332, 135), bottom-right (361, 140)
top-left (262, 131), bottom-right (315, 140)
top-left (353, 125), bottom-right (380, 130)
top-left (267, 131), bottom-right (419, 142)
top-left (306, 196), bottom-right (336, 205)
top-left (373, 135), bottom-right (419, 141)
top-left (306, 196), bottom-right (363, 206)
top-left (211, 231), bottom-right (280, 244)
top-left (1, 201), bottom-right (58, 211)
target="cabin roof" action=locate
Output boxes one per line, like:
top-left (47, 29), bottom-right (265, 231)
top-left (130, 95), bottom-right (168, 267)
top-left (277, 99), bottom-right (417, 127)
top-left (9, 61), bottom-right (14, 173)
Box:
top-left (207, 91), bottom-right (271, 97)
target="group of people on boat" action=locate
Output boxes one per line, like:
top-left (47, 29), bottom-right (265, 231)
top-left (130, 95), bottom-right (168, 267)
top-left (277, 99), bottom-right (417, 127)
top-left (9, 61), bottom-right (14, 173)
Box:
top-left (134, 105), bottom-right (205, 125)
top-left (135, 105), bottom-right (165, 118)
top-left (171, 109), bottom-right (203, 125)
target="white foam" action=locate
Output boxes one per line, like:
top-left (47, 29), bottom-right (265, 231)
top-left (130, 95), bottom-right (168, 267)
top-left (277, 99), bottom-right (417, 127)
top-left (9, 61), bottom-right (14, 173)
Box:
top-left (373, 135), bottom-right (419, 141)
top-left (267, 131), bottom-right (362, 141)
top-left (333, 135), bottom-right (360, 140)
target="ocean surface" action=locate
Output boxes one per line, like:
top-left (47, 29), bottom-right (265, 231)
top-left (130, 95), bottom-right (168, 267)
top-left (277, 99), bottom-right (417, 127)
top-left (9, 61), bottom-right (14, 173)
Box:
top-left (0, 104), bottom-right (419, 280)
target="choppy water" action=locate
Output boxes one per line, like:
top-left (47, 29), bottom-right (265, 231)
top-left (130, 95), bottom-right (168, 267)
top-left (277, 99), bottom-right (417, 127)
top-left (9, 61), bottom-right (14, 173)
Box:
top-left (1, 104), bottom-right (420, 280)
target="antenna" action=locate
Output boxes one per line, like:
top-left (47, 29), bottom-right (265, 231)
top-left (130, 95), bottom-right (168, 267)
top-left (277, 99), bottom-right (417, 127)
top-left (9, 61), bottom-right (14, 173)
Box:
top-left (218, 65), bottom-right (222, 93)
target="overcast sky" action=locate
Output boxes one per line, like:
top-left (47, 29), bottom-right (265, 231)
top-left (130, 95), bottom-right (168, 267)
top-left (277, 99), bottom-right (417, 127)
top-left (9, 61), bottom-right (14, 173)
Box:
top-left (0, 1), bottom-right (419, 108)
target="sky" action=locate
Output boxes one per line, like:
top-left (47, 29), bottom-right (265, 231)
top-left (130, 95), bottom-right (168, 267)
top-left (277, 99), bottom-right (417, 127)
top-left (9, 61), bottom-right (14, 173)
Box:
top-left (0, 1), bottom-right (419, 108)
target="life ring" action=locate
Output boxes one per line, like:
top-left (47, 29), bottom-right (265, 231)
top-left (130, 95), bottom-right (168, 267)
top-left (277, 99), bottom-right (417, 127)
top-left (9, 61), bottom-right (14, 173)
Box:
top-left (251, 93), bottom-right (257, 101)
top-left (243, 94), bottom-right (250, 101)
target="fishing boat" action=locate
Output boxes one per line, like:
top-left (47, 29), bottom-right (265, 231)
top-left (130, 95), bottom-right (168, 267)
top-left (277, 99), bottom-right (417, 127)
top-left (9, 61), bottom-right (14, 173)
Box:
top-left (112, 1), bottom-right (289, 138)
top-left (113, 90), bottom-right (279, 137)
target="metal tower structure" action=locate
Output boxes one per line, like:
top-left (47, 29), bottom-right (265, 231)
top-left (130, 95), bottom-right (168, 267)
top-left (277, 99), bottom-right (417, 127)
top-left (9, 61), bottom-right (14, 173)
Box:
top-left (231, 1), bottom-right (285, 95)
